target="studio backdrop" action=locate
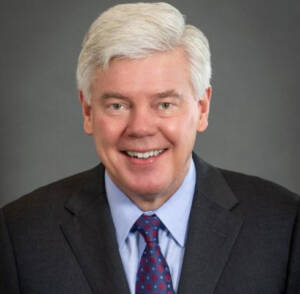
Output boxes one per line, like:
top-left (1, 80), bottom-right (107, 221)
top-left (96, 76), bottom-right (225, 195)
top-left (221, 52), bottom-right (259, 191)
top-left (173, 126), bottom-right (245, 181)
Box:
top-left (0, 0), bottom-right (299, 207)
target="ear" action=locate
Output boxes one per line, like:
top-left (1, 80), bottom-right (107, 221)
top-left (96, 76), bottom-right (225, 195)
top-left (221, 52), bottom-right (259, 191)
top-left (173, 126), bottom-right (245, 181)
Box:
top-left (197, 86), bottom-right (212, 132)
top-left (79, 91), bottom-right (93, 135)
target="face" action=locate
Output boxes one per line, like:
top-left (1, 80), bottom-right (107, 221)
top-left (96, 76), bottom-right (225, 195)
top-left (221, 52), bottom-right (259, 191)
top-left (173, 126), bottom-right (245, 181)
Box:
top-left (80, 47), bottom-right (211, 209)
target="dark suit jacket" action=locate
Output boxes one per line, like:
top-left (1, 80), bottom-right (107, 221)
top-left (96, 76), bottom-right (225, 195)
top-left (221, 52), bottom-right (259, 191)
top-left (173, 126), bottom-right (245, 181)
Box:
top-left (1, 154), bottom-right (299, 294)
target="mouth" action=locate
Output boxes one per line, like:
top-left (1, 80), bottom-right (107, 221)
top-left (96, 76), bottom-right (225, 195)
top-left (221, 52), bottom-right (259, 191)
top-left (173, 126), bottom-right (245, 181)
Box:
top-left (122, 149), bottom-right (166, 160)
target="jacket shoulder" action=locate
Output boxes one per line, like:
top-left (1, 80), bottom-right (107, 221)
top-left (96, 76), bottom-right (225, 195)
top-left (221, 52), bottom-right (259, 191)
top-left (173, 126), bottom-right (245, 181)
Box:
top-left (219, 168), bottom-right (299, 216)
top-left (2, 165), bottom-right (102, 221)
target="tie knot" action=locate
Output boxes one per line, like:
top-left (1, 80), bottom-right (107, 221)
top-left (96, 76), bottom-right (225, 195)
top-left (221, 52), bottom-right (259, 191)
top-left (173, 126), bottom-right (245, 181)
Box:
top-left (133, 214), bottom-right (163, 245)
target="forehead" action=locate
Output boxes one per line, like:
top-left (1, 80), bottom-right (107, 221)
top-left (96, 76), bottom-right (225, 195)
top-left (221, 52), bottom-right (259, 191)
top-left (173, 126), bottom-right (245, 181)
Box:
top-left (91, 47), bottom-right (193, 97)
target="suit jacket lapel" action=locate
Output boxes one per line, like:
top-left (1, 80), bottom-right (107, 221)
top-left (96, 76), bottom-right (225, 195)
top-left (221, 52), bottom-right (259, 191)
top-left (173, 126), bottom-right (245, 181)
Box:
top-left (59, 155), bottom-right (243, 294)
top-left (177, 155), bottom-right (244, 294)
top-left (60, 165), bottom-right (130, 294)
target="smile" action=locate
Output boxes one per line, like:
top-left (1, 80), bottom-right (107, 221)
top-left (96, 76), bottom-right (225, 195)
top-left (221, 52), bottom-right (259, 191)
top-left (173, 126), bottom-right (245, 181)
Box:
top-left (124, 149), bottom-right (165, 159)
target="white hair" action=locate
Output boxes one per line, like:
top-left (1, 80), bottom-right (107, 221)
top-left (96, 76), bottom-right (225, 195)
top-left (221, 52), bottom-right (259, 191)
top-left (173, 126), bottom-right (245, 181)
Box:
top-left (76, 2), bottom-right (211, 103)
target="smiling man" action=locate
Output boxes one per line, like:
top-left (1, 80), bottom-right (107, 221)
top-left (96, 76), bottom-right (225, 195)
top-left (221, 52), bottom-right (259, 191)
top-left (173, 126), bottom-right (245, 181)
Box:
top-left (0, 3), bottom-right (299, 294)
top-left (80, 47), bottom-right (210, 211)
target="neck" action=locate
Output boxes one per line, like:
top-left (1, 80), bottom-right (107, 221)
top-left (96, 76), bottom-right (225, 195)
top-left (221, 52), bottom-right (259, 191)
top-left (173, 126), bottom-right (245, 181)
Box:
top-left (128, 193), bottom-right (174, 211)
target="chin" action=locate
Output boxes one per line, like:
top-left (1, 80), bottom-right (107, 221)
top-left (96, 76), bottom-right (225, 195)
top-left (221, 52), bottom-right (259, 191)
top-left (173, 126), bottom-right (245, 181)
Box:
top-left (124, 181), bottom-right (172, 199)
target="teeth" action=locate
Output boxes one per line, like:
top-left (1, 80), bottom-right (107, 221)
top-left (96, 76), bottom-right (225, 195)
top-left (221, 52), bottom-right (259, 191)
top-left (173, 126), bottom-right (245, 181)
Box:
top-left (126, 149), bottom-right (164, 159)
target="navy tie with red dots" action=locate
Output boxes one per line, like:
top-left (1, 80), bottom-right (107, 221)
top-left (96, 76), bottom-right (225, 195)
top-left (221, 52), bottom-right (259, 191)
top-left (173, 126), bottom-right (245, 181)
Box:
top-left (133, 214), bottom-right (175, 294)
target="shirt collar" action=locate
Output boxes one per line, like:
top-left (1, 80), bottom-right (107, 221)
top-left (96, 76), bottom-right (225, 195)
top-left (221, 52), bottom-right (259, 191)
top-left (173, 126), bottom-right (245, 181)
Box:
top-left (105, 159), bottom-right (196, 249)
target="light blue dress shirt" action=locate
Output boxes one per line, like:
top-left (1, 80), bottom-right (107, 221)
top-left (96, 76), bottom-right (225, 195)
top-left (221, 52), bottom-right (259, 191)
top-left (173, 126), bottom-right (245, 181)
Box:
top-left (105, 159), bottom-right (196, 294)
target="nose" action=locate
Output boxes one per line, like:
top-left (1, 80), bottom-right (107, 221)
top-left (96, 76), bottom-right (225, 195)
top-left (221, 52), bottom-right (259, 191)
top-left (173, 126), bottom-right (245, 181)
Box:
top-left (125, 106), bottom-right (157, 138)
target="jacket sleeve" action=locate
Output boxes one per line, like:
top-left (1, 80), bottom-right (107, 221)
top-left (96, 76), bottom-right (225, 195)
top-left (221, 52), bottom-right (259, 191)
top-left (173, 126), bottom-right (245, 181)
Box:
top-left (0, 208), bottom-right (21, 294)
top-left (286, 199), bottom-right (300, 294)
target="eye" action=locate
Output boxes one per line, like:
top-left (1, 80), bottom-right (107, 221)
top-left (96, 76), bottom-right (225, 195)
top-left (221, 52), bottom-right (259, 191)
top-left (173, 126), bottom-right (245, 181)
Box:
top-left (110, 103), bottom-right (124, 110)
top-left (158, 102), bottom-right (172, 110)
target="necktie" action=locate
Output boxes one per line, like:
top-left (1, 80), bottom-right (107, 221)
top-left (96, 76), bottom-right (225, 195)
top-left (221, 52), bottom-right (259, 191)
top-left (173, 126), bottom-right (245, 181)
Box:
top-left (133, 214), bottom-right (175, 294)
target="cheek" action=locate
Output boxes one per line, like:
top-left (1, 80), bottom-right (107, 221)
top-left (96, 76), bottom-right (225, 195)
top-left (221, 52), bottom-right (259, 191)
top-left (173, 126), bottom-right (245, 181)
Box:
top-left (162, 120), bottom-right (197, 173)
top-left (93, 115), bottom-right (125, 145)
top-left (162, 115), bottom-right (197, 145)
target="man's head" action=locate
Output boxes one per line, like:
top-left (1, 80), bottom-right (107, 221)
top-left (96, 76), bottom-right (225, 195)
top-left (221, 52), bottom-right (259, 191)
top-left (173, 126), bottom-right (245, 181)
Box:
top-left (77, 2), bottom-right (211, 103)
top-left (77, 3), bottom-right (212, 210)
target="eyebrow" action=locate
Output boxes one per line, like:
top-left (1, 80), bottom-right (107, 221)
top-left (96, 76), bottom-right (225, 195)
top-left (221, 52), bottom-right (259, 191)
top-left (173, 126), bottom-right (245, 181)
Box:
top-left (152, 90), bottom-right (183, 99)
top-left (99, 89), bottom-right (183, 100)
top-left (101, 92), bottom-right (129, 100)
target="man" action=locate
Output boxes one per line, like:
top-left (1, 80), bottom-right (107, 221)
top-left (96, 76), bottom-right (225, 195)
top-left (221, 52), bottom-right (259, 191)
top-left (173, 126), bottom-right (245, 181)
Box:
top-left (0, 2), bottom-right (299, 294)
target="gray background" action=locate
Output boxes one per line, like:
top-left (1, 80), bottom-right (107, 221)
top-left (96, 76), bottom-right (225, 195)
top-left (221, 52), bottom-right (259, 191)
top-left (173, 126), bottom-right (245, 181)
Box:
top-left (1, 0), bottom-right (299, 207)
